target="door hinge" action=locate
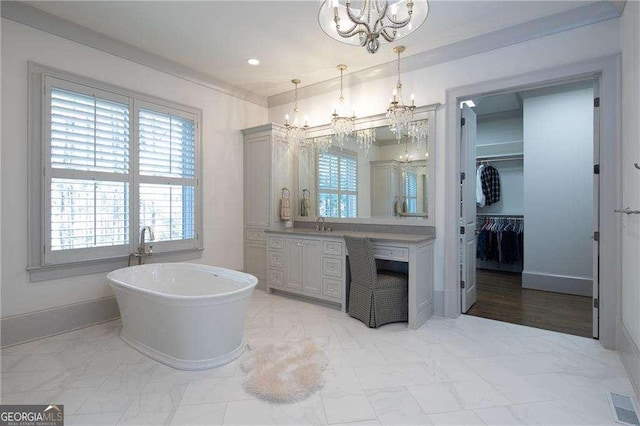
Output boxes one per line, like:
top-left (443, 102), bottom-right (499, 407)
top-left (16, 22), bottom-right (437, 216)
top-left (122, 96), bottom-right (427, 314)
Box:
top-left (594, 298), bottom-right (599, 309)
top-left (594, 97), bottom-right (600, 108)
top-left (594, 164), bottom-right (600, 174)
top-left (461, 280), bottom-right (465, 289)
top-left (593, 231), bottom-right (599, 241)
top-left (461, 117), bottom-right (466, 126)
top-left (460, 172), bottom-right (466, 182)
top-left (460, 226), bottom-right (465, 235)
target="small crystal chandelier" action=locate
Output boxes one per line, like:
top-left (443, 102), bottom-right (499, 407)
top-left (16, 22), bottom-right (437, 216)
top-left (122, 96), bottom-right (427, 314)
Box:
top-left (331, 64), bottom-right (356, 148)
top-left (318, 0), bottom-right (429, 54)
top-left (387, 45), bottom-right (415, 141)
top-left (284, 79), bottom-right (309, 146)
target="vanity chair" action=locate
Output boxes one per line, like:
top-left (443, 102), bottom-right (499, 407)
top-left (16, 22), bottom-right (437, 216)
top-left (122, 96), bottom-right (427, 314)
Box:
top-left (344, 236), bottom-right (409, 328)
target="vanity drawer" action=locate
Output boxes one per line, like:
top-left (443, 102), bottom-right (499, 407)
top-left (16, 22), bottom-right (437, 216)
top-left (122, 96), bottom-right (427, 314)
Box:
top-left (246, 228), bottom-right (266, 243)
top-left (322, 257), bottom-right (343, 278)
top-left (374, 245), bottom-right (409, 261)
top-left (322, 240), bottom-right (343, 256)
top-left (269, 236), bottom-right (285, 250)
top-left (269, 251), bottom-right (284, 268)
top-left (268, 269), bottom-right (284, 288)
top-left (322, 277), bottom-right (342, 300)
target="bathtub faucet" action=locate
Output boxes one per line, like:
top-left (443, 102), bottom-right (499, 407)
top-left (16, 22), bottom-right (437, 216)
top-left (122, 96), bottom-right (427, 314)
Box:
top-left (129, 226), bottom-right (155, 265)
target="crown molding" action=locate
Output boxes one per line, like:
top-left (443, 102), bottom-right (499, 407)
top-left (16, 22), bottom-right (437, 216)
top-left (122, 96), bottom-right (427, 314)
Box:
top-left (1, 1), bottom-right (268, 107)
top-left (268, 1), bottom-right (621, 107)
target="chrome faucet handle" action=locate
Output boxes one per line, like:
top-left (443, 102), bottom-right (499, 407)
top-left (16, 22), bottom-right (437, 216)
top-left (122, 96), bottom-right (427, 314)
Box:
top-left (147, 245), bottom-right (153, 256)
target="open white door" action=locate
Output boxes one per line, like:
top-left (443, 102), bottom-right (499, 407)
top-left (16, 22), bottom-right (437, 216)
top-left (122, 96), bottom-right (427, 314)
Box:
top-left (592, 82), bottom-right (601, 339)
top-left (460, 105), bottom-right (477, 313)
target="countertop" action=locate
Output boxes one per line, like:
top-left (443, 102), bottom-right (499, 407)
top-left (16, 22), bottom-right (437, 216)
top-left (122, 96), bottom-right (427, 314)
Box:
top-left (265, 227), bottom-right (435, 244)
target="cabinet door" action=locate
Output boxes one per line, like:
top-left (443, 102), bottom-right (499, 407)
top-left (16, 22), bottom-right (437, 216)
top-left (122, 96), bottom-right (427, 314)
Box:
top-left (284, 238), bottom-right (303, 292)
top-left (302, 239), bottom-right (321, 295)
top-left (245, 136), bottom-right (271, 227)
top-left (245, 242), bottom-right (266, 285)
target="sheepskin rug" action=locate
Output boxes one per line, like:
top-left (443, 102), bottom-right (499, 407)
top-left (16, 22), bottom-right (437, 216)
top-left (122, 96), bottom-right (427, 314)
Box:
top-left (241, 339), bottom-right (328, 403)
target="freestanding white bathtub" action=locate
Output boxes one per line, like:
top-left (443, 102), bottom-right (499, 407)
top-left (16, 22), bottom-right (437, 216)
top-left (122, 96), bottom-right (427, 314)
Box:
top-left (107, 263), bottom-right (257, 370)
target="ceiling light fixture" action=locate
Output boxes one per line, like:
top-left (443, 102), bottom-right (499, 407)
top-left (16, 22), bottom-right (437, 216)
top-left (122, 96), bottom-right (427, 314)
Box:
top-left (331, 64), bottom-right (356, 148)
top-left (318, 0), bottom-right (429, 54)
top-left (284, 79), bottom-right (309, 147)
top-left (247, 58), bottom-right (260, 66)
top-left (387, 45), bottom-right (415, 141)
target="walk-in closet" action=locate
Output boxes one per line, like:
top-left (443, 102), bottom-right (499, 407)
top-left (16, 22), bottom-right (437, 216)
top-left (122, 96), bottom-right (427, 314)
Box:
top-left (463, 81), bottom-right (596, 338)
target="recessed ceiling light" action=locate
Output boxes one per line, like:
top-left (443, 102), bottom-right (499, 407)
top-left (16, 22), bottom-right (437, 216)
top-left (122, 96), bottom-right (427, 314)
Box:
top-left (247, 58), bottom-right (260, 66)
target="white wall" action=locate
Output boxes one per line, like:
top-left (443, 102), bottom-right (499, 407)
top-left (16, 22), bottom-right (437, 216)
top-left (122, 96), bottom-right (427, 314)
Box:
top-left (0, 19), bottom-right (267, 318)
top-left (621, 0), bottom-right (640, 368)
top-left (269, 18), bottom-right (620, 294)
top-left (476, 117), bottom-right (524, 216)
top-left (522, 87), bottom-right (593, 289)
top-left (477, 117), bottom-right (523, 146)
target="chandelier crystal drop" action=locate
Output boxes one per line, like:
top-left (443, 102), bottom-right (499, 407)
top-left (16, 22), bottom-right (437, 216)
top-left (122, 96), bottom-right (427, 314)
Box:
top-left (355, 128), bottom-right (375, 156)
top-left (284, 79), bottom-right (309, 146)
top-left (331, 64), bottom-right (356, 149)
top-left (386, 45), bottom-right (416, 141)
top-left (318, 0), bottom-right (429, 54)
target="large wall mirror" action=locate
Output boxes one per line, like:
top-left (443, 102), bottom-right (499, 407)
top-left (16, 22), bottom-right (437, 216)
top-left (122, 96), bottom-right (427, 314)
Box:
top-left (295, 106), bottom-right (436, 226)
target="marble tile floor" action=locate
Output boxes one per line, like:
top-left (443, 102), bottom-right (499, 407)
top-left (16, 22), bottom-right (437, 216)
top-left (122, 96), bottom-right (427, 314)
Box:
top-left (1, 289), bottom-right (636, 426)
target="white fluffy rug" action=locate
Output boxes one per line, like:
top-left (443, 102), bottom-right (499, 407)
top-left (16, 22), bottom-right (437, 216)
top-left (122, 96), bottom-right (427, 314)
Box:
top-left (241, 339), bottom-right (328, 403)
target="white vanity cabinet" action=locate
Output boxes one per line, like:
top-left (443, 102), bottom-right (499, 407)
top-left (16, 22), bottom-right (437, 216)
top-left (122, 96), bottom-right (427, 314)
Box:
top-left (267, 233), bottom-right (346, 309)
top-left (242, 124), bottom-right (293, 290)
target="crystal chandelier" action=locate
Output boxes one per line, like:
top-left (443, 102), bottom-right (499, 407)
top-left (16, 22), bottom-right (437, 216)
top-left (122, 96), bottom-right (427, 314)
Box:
top-left (284, 79), bottom-right (309, 146)
top-left (387, 45), bottom-right (415, 141)
top-left (318, 0), bottom-right (429, 54)
top-left (331, 64), bottom-right (356, 148)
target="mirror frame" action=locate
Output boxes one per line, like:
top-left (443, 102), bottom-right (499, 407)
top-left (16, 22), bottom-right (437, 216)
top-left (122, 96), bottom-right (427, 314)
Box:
top-left (294, 104), bottom-right (438, 226)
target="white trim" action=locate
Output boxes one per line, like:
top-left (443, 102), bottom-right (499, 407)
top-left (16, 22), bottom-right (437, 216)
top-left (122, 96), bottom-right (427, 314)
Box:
top-left (444, 55), bottom-right (621, 350)
top-left (268, 2), bottom-right (622, 107)
top-left (522, 271), bottom-right (593, 297)
top-left (620, 321), bottom-right (640, 400)
top-left (1, 297), bottom-right (120, 347)
top-left (0, 1), bottom-right (267, 107)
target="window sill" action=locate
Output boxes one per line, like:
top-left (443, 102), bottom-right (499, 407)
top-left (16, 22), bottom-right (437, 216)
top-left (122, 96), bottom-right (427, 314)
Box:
top-left (27, 248), bottom-right (204, 282)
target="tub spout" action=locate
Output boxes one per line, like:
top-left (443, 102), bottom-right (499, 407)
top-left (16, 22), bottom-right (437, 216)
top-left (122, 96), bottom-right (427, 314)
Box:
top-left (136, 226), bottom-right (155, 264)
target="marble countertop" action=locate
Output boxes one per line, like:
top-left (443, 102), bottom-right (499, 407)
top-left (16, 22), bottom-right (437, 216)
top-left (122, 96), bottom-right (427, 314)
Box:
top-left (265, 227), bottom-right (435, 244)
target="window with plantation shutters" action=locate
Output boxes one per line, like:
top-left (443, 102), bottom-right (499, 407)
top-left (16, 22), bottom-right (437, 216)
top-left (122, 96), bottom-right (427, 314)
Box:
top-left (317, 150), bottom-right (358, 218)
top-left (404, 171), bottom-right (418, 214)
top-left (39, 74), bottom-right (201, 267)
top-left (137, 104), bottom-right (197, 245)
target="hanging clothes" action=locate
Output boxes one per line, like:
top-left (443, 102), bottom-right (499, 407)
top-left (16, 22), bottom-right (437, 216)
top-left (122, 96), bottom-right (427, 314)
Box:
top-left (480, 165), bottom-right (501, 206)
top-left (476, 164), bottom-right (486, 207)
top-left (476, 217), bottom-right (523, 270)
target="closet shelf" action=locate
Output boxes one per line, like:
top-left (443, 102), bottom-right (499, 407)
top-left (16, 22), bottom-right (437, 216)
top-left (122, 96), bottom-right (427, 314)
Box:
top-left (476, 153), bottom-right (524, 163)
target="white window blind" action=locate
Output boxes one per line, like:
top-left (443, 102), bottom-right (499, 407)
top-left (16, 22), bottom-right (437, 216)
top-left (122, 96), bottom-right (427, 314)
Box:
top-left (137, 106), bottom-right (197, 245)
top-left (47, 84), bottom-right (131, 261)
top-left (404, 171), bottom-right (418, 213)
top-left (318, 151), bottom-right (357, 218)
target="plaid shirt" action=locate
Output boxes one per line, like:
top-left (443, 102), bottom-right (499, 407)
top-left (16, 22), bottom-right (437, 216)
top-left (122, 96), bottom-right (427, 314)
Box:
top-left (480, 165), bottom-right (501, 205)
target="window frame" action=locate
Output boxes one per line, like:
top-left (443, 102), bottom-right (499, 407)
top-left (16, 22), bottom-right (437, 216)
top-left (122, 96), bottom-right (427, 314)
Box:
top-left (28, 63), bottom-right (203, 281)
top-left (316, 147), bottom-right (358, 218)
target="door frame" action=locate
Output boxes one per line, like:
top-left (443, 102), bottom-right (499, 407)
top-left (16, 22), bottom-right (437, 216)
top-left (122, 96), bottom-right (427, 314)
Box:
top-left (443, 55), bottom-right (621, 349)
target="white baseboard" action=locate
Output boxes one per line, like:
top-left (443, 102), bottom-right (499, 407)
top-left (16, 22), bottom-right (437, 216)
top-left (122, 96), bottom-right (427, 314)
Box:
top-left (522, 271), bottom-right (592, 296)
top-left (433, 291), bottom-right (444, 315)
top-left (620, 322), bottom-right (640, 401)
top-left (1, 297), bottom-right (120, 347)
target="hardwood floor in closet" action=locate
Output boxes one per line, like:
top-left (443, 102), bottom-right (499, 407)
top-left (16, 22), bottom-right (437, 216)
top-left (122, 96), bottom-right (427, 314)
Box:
top-left (466, 269), bottom-right (593, 338)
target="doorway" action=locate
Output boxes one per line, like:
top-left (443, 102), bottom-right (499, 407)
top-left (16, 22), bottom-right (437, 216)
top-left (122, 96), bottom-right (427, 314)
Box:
top-left (459, 80), bottom-right (599, 338)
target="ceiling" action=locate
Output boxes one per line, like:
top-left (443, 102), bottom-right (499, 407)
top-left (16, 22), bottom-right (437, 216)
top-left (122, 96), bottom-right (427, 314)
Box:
top-left (23, 1), bottom-right (608, 99)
